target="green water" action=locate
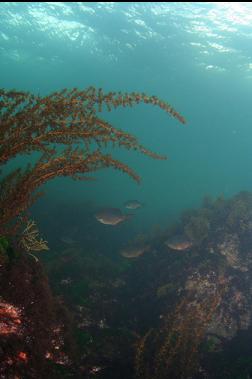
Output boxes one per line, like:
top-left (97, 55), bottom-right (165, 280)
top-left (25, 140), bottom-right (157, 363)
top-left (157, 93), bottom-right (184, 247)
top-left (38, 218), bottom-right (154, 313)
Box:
top-left (1, 2), bottom-right (252, 231)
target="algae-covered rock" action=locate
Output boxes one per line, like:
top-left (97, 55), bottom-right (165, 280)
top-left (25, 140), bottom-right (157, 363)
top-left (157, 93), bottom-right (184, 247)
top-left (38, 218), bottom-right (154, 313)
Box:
top-left (156, 283), bottom-right (176, 298)
top-left (0, 236), bottom-right (21, 264)
top-left (216, 233), bottom-right (249, 271)
top-left (0, 236), bottom-right (9, 265)
top-left (184, 214), bottom-right (210, 244)
top-left (204, 335), bottom-right (223, 352)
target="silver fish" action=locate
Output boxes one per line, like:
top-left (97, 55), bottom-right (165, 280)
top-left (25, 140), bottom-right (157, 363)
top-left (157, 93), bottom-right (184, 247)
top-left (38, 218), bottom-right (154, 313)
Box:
top-left (95, 208), bottom-right (133, 226)
top-left (60, 236), bottom-right (77, 245)
top-left (124, 200), bottom-right (143, 210)
top-left (120, 245), bottom-right (150, 258)
top-left (164, 235), bottom-right (193, 251)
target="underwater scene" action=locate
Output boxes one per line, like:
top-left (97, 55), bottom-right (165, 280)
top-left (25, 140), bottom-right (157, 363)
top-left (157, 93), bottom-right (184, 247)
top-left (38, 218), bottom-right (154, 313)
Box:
top-left (2, 2), bottom-right (252, 378)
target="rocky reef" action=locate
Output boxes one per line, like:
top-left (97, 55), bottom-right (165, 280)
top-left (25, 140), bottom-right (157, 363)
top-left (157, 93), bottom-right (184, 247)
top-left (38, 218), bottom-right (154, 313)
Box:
top-left (0, 242), bottom-right (74, 379)
top-left (131, 191), bottom-right (252, 379)
top-left (3, 191), bottom-right (252, 378)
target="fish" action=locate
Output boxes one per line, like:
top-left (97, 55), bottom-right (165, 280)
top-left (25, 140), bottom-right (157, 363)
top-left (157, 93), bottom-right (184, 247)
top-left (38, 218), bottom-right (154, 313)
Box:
top-left (94, 208), bottom-right (133, 226)
top-left (120, 245), bottom-right (150, 258)
top-left (60, 226), bottom-right (79, 244)
top-left (60, 277), bottom-right (72, 285)
top-left (164, 234), bottom-right (193, 251)
top-left (124, 200), bottom-right (143, 209)
top-left (60, 236), bottom-right (77, 245)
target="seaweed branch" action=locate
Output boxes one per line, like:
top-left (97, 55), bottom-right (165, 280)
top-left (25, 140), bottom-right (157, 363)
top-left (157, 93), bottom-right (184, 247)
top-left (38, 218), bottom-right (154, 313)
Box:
top-left (0, 87), bottom-right (185, 240)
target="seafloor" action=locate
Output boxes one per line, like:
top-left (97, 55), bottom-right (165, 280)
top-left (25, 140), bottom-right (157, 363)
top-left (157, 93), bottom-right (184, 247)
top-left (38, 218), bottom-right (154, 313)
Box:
top-left (1, 191), bottom-right (252, 378)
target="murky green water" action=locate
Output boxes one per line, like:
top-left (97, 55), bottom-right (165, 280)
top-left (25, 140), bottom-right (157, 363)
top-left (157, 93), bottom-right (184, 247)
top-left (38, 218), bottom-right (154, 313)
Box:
top-left (2, 2), bottom-right (252, 232)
